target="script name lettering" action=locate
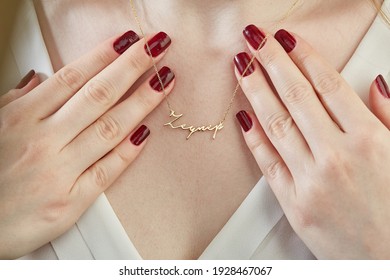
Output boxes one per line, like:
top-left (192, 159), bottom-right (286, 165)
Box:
top-left (164, 110), bottom-right (224, 140)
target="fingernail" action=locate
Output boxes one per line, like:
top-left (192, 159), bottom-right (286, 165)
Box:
top-left (375, 75), bottom-right (390, 98)
top-left (234, 52), bottom-right (255, 77)
top-left (130, 125), bottom-right (150, 146)
top-left (15, 69), bottom-right (35, 89)
top-left (275, 29), bottom-right (296, 53)
top-left (243, 24), bottom-right (267, 50)
top-left (149, 66), bottom-right (175, 92)
top-left (145, 32), bottom-right (171, 57)
top-left (236, 110), bottom-right (253, 132)
top-left (113, 30), bottom-right (140, 54)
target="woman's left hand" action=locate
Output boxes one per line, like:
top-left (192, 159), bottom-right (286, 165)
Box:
top-left (234, 25), bottom-right (390, 259)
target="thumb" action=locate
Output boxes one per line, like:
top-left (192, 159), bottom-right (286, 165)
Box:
top-left (369, 74), bottom-right (390, 129)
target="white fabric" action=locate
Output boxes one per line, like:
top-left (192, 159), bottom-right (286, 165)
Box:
top-left (6, 0), bottom-right (389, 259)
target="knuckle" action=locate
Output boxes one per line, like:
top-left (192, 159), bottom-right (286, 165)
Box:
top-left (320, 155), bottom-right (337, 175)
top-left (95, 114), bottom-right (123, 141)
top-left (295, 50), bottom-right (312, 69)
top-left (352, 130), bottom-right (382, 159)
top-left (14, 136), bottom-right (55, 169)
top-left (264, 160), bottom-right (284, 180)
top-left (294, 205), bottom-right (316, 230)
top-left (242, 83), bottom-right (262, 100)
top-left (41, 196), bottom-right (71, 224)
top-left (283, 81), bottom-right (312, 105)
top-left (115, 148), bottom-right (135, 164)
top-left (94, 49), bottom-right (114, 66)
top-left (292, 185), bottom-right (328, 231)
top-left (85, 79), bottom-right (115, 106)
top-left (56, 66), bottom-right (85, 91)
top-left (21, 143), bottom-right (46, 165)
top-left (133, 91), bottom-right (156, 111)
top-left (0, 108), bottom-right (22, 132)
top-left (260, 49), bottom-right (281, 69)
top-left (127, 52), bottom-right (147, 73)
top-left (266, 112), bottom-right (294, 139)
top-left (90, 164), bottom-right (109, 189)
top-left (318, 151), bottom-right (344, 177)
top-left (313, 71), bottom-right (342, 96)
top-left (246, 135), bottom-right (265, 154)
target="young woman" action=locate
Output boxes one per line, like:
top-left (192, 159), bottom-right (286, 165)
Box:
top-left (0, 0), bottom-right (389, 259)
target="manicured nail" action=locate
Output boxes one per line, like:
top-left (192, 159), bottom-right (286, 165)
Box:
top-left (236, 110), bottom-right (253, 132)
top-left (234, 52), bottom-right (255, 77)
top-left (145, 32), bottom-right (171, 57)
top-left (149, 66), bottom-right (175, 92)
top-left (376, 75), bottom-right (390, 98)
top-left (130, 125), bottom-right (150, 146)
top-left (275, 29), bottom-right (296, 53)
top-left (15, 69), bottom-right (35, 89)
top-left (113, 30), bottom-right (140, 54)
top-left (243, 24), bottom-right (267, 50)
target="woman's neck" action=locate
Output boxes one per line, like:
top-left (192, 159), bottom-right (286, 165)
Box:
top-left (137, 0), bottom-right (308, 26)
top-left (140, 0), bottom-right (300, 15)
top-left (132, 0), bottom-right (313, 53)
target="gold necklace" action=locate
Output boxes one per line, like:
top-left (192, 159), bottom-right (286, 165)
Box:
top-left (129, 0), bottom-right (303, 140)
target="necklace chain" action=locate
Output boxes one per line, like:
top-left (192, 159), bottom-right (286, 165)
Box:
top-left (129, 0), bottom-right (303, 139)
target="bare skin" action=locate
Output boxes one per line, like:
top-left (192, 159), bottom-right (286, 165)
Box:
top-left (33, 0), bottom-right (382, 259)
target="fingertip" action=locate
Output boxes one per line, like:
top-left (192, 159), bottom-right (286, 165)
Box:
top-left (113, 30), bottom-right (140, 55)
top-left (130, 125), bottom-right (150, 146)
top-left (369, 75), bottom-right (390, 106)
top-left (234, 52), bottom-right (256, 77)
top-left (375, 75), bottom-right (390, 98)
top-left (24, 73), bottom-right (41, 91)
top-left (236, 110), bottom-right (253, 132)
top-left (370, 75), bottom-right (390, 128)
top-left (1, 71), bottom-right (41, 107)
top-left (144, 31), bottom-right (172, 58)
top-left (15, 69), bottom-right (36, 89)
top-left (243, 24), bottom-right (268, 51)
top-left (149, 66), bottom-right (175, 93)
top-left (274, 29), bottom-right (297, 53)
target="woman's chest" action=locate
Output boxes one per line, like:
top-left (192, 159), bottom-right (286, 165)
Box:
top-left (34, 0), bottom-right (378, 259)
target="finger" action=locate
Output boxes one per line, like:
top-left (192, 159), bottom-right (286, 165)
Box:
top-left (243, 25), bottom-right (341, 152)
top-left (370, 75), bottom-right (390, 129)
top-left (234, 51), bottom-right (312, 173)
top-left (236, 110), bottom-right (294, 209)
top-left (275, 29), bottom-right (379, 132)
top-left (49, 32), bottom-right (171, 145)
top-left (15, 69), bottom-right (38, 89)
top-left (0, 70), bottom-right (40, 108)
top-left (70, 125), bottom-right (150, 211)
top-left (62, 66), bottom-right (174, 172)
top-left (21, 31), bottom-right (141, 119)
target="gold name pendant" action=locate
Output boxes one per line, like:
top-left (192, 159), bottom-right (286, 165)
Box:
top-left (164, 110), bottom-right (224, 140)
top-left (129, 0), bottom-right (302, 141)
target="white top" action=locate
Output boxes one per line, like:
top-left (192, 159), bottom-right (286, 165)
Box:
top-left (4, 0), bottom-right (389, 260)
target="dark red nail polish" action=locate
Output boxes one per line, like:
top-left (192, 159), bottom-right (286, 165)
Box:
top-left (234, 52), bottom-right (255, 77)
top-left (236, 110), bottom-right (253, 132)
top-left (243, 24), bottom-right (267, 50)
top-left (15, 69), bottom-right (35, 89)
top-left (376, 75), bottom-right (390, 98)
top-left (275, 29), bottom-right (296, 53)
top-left (130, 125), bottom-right (150, 146)
top-left (149, 66), bottom-right (175, 92)
top-left (145, 32), bottom-right (171, 57)
top-left (113, 30), bottom-right (140, 54)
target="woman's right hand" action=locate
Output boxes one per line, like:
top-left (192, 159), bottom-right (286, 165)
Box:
top-left (0, 30), bottom-right (174, 259)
